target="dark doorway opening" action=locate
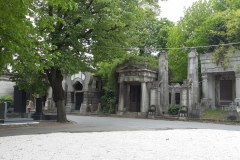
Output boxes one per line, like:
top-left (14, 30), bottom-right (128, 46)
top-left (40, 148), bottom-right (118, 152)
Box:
top-left (74, 81), bottom-right (83, 110)
top-left (220, 80), bottom-right (233, 105)
top-left (175, 93), bottom-right (181, 105)
top-left (75, 92), bottom-right (84, 110)
top-left (129, 85), bottom-right (141, 112)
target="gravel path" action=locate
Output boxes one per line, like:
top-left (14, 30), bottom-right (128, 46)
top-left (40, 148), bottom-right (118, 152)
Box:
top-left (1, 129), bottom-right (240, 160)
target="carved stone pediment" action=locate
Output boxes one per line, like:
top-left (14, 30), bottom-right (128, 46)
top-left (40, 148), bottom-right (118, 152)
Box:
top-left (117, 64), bottom-right (142, 72)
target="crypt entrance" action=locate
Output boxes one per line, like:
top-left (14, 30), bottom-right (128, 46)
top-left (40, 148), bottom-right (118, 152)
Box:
top-left (117, 64), bottom-right (157, 114)
top-left (122, 83), bottom-right (142, 112)
top-left (73, 81), bottom-right (84, 110)
top-left (201, 53), bottom-right (240, 108)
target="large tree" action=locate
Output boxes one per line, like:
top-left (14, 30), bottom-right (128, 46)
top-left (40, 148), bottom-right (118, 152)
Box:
top-left (11, 0), bottom-right (160, 122)
top-left (167, 0), bottom-right (240, 82)
top-left (0, 0), bottom-right (35, 73)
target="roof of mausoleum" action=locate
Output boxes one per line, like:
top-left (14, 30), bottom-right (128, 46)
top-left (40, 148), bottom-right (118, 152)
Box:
top-left (200, 52), bottom-right (240, 73)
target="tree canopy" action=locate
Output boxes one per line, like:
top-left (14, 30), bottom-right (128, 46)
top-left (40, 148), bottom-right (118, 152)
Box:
top-left (167, 0), bottom-right (240, 82)
top-left (6, 0), bottom-right (161, 122)
top-left (0, 0), bottom-right (35, 73)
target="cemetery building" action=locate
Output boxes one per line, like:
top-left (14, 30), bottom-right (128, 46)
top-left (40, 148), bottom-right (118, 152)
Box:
top-left (1, 50), bottom-right (240, 117)
top-left (62, 72), bottom-right (102, 113)
top-left (116, 49), bottom-right (240, 116)
top-left (200, 52), bottom-right (240, 108)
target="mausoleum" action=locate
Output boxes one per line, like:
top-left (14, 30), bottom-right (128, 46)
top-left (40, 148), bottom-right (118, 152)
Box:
top-left (200, 52), bottom-right (240, 108)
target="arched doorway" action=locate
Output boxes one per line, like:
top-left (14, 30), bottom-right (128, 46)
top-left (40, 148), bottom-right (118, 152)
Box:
top-left (73, 81), bottom-right (83, 110)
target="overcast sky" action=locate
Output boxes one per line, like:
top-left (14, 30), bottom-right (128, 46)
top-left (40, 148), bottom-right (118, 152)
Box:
top-left (159, 0), bottom-right (199, 22)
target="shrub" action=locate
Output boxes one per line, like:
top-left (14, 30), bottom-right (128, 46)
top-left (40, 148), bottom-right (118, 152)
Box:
top-left (0, 96), bottom-right (13, 105)
top-left (168, 105), bottom-right (180, 115)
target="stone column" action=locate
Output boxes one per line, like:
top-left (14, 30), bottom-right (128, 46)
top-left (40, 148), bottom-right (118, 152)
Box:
top-left (141, 82), bottom-right (149, 113)
top-left (202, 73), bottom-right (208, 99)
top-left (187, 48), bottom-right (199, 110)
top-left (208, 74), bottom-right (216, 108)
top-left (171, 87), bottom-right (175, 105)
top-left (235, 72), bottom-right (240, 105)
top-left (118, 82), bottom-right (125, 112)
top-left (157, 84), bottom-right (162, 114)
top-left (126, 84), bottom-right (130, 111)
top-left (150, 89), bottom-right (157, 106)
top-left (80, 92), bottom-right (88, 113)
top-left (159, 51), bottom-right (169, 113)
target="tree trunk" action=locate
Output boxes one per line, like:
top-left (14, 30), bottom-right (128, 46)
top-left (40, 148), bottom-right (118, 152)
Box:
top-left (46, 68), bottom-right (68, 122)
top-left (56, 100), bottom-right (67, 122)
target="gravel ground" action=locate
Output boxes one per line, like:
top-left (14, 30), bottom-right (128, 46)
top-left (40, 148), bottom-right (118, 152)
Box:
top-left (0, 129), bottom-right (240, 160)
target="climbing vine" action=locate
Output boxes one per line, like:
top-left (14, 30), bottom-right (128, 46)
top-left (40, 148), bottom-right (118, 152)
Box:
top-left (212, 45), bottom-right (235, 69)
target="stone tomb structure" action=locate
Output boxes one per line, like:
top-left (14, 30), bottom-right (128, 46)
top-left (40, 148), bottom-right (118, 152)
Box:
top-left (200, 52), bottom-right (240, 108)
top-left (64, 72), bottom-right (102, 113)
top-left (116, 51), bottom-right (200, 116)
top-left (117, 52), bottom-right (172, 115)
top-left (116, 49), bottom-right (240, 116)
top-left (117, 63), bottom-right (158, 115)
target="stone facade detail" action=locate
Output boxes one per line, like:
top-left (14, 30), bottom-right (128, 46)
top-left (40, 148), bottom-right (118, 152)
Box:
top-left (200, 52), bottom-right (240, 108)
top-left (0, 74), bottom-right (15, 97)
top-left (117, 64), bottom-right (158, 115)
top-left (63, 72), bottom-right (101, 113)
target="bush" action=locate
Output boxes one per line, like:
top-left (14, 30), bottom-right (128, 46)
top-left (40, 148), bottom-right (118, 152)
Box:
top-left (0, 96), bottom-right (13, 105)
top-left (168, 105), bottom-right (180, 115)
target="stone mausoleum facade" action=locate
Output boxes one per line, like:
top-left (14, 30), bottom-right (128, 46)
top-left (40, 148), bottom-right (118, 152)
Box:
top-left (1, 50), bottom-right (240, 116)
top-left (116, 49), bottom-right (240, 116)
top-left (200, 52), bottom-right (240, 108)
top-left (64, 72), bottom-right (102, 112)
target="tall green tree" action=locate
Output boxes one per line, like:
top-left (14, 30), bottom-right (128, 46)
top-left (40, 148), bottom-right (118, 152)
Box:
top-left (167, 0), bottom-right (240, 81)
top-left (167, 0), bottom-right (213, 82)
top-left (139, 17), bottom-right (174, 55)
top-left (0, 0), bottom-right (34, 73)
top-left (12, 0), bottom-right (160, 122)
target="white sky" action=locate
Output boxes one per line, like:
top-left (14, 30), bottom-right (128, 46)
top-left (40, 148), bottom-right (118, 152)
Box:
top-left (159, 0), bottom-right (199, 22)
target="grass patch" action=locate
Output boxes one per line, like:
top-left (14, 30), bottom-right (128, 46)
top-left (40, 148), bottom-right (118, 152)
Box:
top-left (201, 109), bottom-right (227, 121)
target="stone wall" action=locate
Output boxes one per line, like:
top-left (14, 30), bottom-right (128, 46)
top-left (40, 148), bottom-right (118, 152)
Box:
top-left (0, 75), bottom-right (15, 97)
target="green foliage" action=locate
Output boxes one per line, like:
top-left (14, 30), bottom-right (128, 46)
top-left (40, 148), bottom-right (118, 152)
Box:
top-left (0, 96), bottom-right (13, 105)
top-left (97, 57), bottom-right (125, 113)
top-left (167, 0), bottom-right (240, 82)
top-left (167, 0), bottom-right (213, 82)
top-left (201, 109), bottom-right (227, 121)
top-left (0, 0), bottom-right (35, 72)
top-left (13, 71), bottom-right (49, 96)
top-left (138, 17), bottom-right (174, 55)
top-left (168, 105), bottom-right (180, 115)
top-left (124, 55), bottom-right (159, 70)
top-left (211, 45), bottom-right (235, 69)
